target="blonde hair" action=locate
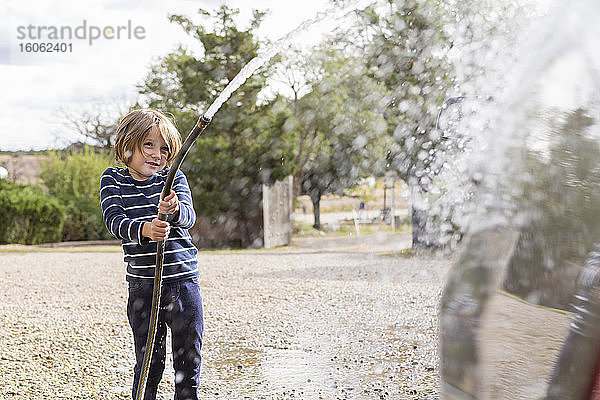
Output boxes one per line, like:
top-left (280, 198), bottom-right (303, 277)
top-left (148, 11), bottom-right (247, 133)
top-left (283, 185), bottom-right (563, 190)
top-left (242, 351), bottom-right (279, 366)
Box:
top-left (114, 109), bottom-right (182, 167)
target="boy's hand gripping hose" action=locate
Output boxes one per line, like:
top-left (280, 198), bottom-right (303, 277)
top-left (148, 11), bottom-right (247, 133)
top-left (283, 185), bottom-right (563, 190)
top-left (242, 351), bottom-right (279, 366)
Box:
top-left (134, 115), bottom-right (211, 400)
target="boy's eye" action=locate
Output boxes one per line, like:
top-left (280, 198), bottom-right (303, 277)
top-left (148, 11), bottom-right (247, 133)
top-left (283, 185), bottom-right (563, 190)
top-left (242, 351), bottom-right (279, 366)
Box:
top-left (161, 147), bottom-right (169, 154)
top-left (143, 142), bottom-right (153, 147)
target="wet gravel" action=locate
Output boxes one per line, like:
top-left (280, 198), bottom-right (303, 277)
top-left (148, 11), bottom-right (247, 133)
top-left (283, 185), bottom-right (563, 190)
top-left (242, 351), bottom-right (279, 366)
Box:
top-left (0, 234), bottom-right (451, 399)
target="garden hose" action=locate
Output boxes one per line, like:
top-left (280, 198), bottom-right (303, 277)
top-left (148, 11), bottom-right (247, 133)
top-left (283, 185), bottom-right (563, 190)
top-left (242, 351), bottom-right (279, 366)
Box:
top-left (134, 115), bottom-right (211, 400)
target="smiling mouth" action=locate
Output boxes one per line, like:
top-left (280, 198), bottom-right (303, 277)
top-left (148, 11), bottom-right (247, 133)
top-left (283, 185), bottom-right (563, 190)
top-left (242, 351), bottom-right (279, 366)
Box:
top-left (146, 161), bottom-right (160, 167)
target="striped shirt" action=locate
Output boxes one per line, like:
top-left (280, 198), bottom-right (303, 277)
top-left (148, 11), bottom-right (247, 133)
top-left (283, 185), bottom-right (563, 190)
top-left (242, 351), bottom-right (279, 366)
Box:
top-left (100, 167), bottom-right (199, 283)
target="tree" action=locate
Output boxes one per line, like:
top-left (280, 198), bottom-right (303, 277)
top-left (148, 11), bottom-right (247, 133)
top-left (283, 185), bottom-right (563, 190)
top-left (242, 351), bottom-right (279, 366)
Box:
top-left (278, 46), bottom-right (390, 228)
top-left (356, 0), bottom-right (455, 249)
top-left (338, 0), bottom-right (532, 249)
top-left (57, 100), bottom-right (127, 149)
top-left (138, 6), bottom-right (296, 246)
top-left (270, 48), bottom-right (319, 197)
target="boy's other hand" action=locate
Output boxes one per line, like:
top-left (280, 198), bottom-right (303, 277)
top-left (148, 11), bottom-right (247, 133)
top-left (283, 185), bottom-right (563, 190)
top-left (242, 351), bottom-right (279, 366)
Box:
top-left (143, 219), bottom-right (170, 242)
top-left (159, 190), bottom-right (180, 216)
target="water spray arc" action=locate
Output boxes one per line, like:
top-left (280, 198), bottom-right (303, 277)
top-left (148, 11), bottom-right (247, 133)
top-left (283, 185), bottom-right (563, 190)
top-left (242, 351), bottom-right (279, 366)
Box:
top-left (133, 1), bottom-right (375, 398)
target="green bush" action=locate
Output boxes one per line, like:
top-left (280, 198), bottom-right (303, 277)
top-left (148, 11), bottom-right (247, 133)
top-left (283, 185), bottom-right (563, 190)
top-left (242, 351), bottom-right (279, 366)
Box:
top-left (0, 180), bottom-right (66, 244)
top-left (40, 146), bottom-right (115, 241)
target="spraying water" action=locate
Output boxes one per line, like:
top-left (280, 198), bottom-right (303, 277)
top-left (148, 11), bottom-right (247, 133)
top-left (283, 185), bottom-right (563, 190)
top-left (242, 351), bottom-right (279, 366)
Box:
top-left (203, 0), bottom-right (376, 119)
top-left (439, 0), bottom-right (600, 398)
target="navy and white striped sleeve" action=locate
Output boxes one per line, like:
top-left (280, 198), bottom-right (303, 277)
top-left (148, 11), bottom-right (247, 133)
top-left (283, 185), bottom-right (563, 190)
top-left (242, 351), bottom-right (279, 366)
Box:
top-left (100, 169), bottom-right (147, 245)
top-left (171, 170), bottom-right (196, 229)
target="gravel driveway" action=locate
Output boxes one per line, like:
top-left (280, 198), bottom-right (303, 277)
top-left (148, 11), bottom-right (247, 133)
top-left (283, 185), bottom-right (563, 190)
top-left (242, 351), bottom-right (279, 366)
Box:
top-left (0, 233), bottom-right (450, 399)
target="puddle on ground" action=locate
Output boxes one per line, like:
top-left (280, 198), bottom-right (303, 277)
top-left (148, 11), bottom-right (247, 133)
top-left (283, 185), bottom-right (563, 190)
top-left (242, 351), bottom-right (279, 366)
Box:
top-left (200, 344), bottom-right (264, 397)
top-left (201, 345), bottom-right (337, 397)
top-left (261, 348), bottom-right (337, 397)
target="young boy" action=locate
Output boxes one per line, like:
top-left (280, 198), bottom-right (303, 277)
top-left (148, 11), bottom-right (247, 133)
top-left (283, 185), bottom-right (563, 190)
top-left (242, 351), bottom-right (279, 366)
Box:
top-left (100, 109), bottom-right (203, 400)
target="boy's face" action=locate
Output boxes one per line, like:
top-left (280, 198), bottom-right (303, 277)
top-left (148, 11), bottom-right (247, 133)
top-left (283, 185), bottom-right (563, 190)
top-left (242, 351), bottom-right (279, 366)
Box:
top-left (127, 126), bottom-right (170, 181)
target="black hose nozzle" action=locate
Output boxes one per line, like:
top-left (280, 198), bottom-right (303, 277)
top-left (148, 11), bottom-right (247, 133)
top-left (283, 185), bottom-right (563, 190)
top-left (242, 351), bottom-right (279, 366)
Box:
top-left (198, 115), bottom-right (211, 129)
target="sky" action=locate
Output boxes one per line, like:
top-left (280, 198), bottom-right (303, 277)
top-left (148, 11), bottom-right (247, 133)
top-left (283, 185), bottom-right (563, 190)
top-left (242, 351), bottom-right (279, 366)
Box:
top-left (1, 0), bottom-right (584, 152)
top-left (1, 0), bottom-right (336, 151)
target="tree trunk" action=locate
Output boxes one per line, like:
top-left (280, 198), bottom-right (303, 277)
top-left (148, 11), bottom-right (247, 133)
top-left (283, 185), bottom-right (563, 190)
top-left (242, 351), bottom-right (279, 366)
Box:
top-left (292, 173), bottom-right (303, 198)
top-left (411, 206), bottom-right (429, 250)
top-left (310, 190), bottom-right (322, 230)
top-left (409, 182), bottom-right (433, 250)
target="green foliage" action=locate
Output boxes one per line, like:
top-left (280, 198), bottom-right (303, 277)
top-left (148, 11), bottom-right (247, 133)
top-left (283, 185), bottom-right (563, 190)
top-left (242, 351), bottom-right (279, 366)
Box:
top-left (184, 101), bottom-right (296, 216)
top-left (39, 146), bottom-right (114, 241)
top-left (0, 180), bottom-right (65, 244)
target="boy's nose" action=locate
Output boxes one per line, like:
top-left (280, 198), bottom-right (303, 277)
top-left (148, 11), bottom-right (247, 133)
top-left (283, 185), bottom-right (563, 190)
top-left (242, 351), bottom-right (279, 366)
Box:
top-left (149, 148), bottom-right (161, 158)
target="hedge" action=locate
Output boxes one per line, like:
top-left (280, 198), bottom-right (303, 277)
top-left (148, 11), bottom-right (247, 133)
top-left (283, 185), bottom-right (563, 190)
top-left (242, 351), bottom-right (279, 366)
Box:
top-left (0, 181), bottom-right (66, 244)
top-left (39, 146), bottom-right (114, 241)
